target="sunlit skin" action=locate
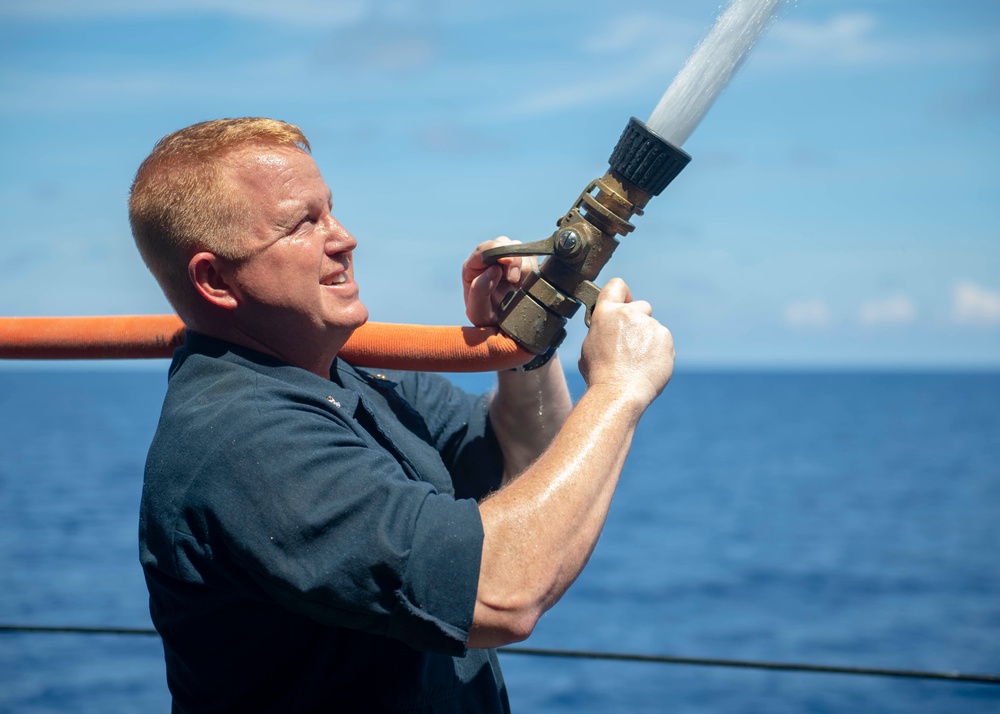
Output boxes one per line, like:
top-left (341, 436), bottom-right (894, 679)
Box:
top-left (188, 145), bottom-right (368, 377)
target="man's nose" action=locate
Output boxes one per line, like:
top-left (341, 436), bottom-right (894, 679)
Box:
top-left (324, 215), bottom-right (357, 253)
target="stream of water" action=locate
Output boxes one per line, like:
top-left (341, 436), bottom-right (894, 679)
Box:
top-left (646, 0), bottom-right (786, 146)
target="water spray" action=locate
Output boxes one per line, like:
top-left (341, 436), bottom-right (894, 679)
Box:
top-left (483, 0), bottom-right (784, 368)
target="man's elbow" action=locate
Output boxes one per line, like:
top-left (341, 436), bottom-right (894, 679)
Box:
top-left (467, 596), bottom-right (543, 648)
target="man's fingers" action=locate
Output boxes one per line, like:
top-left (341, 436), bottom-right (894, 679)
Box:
top-left (627, 299), bottom-right (653, 317)
top-left (463, 237), bottom-right (534, 326)
top-left (505, 261), bottom-right (521, 285)
top-left (471, 265), bottom-right (502, 300)
top-left (464, 237), bottom-right (513, 275)
top-left (466, 264), bottom-right (503, 325)
top-left (596, 277), bottom-right (633, 307)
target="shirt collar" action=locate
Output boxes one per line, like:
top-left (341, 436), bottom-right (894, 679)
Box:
top-left (177, 331), bottom-right (367, 413)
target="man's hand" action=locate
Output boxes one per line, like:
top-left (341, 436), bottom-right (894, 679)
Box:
top-left (462, 237), bottom-right (536, 327)
top-left (578, 277), bottom-right (675, 407)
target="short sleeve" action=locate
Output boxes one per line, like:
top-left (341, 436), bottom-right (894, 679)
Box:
top-left (392, 370), bottom-right (504, 500)
top-left (155, 368), bottom-right (486, 656)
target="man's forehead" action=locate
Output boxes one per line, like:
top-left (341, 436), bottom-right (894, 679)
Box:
top-left (225, 144), bottom-right (301, 173)
top-left (224, 144), bottom-right (324, 193)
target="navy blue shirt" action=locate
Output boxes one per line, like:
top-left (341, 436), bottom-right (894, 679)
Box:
top-left (139, 332), bottom-right (509, 713)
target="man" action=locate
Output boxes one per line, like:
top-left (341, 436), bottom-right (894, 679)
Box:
top-left (130, 117), bottom-right (674, 712)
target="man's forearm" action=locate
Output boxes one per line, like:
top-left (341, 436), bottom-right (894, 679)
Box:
top-left (471, 383), bottom-right (645, 648)
top-left (489, 355), bottom-right (573, 482)
top-left (469, 277), bottom-right (674, 649)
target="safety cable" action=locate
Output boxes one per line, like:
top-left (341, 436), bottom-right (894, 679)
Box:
top-left (500, 646), bottom-right (1000, 684)
top-left (2, 624), bottom-right (997, 685)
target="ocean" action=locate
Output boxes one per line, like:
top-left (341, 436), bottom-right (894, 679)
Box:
top-left (1, 367), bottom-right (998, 713)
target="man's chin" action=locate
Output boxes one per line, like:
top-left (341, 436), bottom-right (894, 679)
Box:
top-left (337, 303), bottom-right (369, 332)
top-left (353, 303), bottom-right (370, 328)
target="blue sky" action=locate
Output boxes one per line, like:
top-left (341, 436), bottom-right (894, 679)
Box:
top-left (1, 0), bottom-right (998, 368)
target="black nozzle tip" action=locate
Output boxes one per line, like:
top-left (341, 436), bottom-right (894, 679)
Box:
top-left (609, 117), bottom-right (691, 196)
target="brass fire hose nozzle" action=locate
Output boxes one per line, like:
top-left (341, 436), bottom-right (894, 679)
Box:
top-left (483, 118), bottom-right (691, 369)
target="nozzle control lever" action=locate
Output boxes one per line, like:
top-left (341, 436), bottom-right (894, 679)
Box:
top-left (482, 224), bottom-right (593, 265)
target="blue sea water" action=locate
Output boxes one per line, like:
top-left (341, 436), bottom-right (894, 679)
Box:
top-left (0, 367), bottom-right (998, 713)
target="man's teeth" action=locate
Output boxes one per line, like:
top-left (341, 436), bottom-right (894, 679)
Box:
top-left (328, 273), bottom-right (346, 285)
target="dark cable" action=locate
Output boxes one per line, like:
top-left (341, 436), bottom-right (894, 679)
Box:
top-left (2, 624), bottom-right (997, 685)
top-left (1, 624), bottom-right (159, 637)
top-left (500, 646), bottom-right (1000, 684)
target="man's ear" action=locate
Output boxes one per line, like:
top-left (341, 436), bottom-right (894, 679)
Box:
top-left (189, 252), bottom-right (239, 310)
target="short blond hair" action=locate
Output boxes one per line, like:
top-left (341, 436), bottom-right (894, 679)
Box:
top-left (128, 117), bottom-right (310, 316)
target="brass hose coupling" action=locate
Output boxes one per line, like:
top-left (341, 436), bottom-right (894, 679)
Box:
top-left (483, 117), bottom-right (690, 368)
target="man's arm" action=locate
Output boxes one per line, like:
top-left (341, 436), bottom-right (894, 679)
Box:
top-left (489, 358), bottom-right (572, 482)
top-left (462, 238), bottom-right (573, 481)
top-left (462, 241), bottom-right (674, 649)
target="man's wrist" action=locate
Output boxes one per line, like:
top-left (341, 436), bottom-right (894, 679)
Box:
top-left (507, 346), bottom-right (557, 373)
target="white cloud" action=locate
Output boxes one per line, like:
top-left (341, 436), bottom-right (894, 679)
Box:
top-left (859, 295), bottom-right (916, 327)
top-left (770, 12), bottom-right (881, 63)
top-left (785, 298), bottom-right (830, 329)
top-left (502, 10), bottom-right (704, 119)
top-left (505, 26), bottom-right (691, 118)
top-left (761, 11), bottom-right (994, 69)
top-left (0, 0), bottom-right (367, 26)
top-left (582, 14), bottom-right (691, 55)
top-left (951, 281), bottom-right (1000, 327)
top-left (504, 73), bottom-right (646, 117)
top-left (505, 4), bottom-right (995, 120)
top-left (0, 57), bottom-right (309, 114)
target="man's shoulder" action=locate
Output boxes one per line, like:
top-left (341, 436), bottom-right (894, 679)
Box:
top-left (338, 362), bottom-right (473, 405)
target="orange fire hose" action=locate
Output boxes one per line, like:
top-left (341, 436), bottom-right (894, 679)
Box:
top-left (0, 316), bottom-right (532, 372)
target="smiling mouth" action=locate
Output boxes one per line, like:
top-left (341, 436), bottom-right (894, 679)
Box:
top-left (322, 273), bottom-right (348, 286)
top-left (322, 257), bottom-right (352, 286)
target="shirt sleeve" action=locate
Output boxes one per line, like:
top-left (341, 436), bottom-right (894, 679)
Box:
top-left (165, 377), bottom-right (485, 656)
top-left (393, 370), bottom-right (505, 500)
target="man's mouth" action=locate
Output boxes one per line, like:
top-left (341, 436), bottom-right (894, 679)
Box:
top-left (322, 258), bottom-right (351, 286)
